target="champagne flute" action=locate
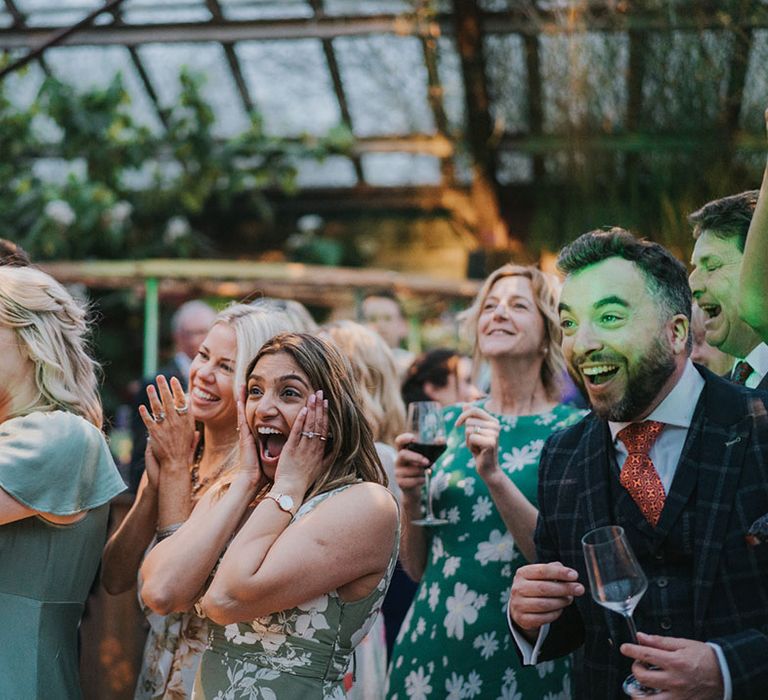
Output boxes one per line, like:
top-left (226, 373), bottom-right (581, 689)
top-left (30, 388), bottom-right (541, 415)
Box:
top-left (582, 525), bottom-right (659, 697)
top-left (406, 401), bottom-right (448, 526)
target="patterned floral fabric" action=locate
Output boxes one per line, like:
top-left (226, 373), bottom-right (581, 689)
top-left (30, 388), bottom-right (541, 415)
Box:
top-left (135, 606), bottom-right (208, 699)
top-left (192, 483), bottom-right (400, 700)
top-left (387, 400), bottom-right (586, 700)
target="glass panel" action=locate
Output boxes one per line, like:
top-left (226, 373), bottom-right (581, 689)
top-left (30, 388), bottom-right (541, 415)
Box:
top-left (484, 33), bottom-right (528, 133)
top-left (296, 156), bottom-right (358, 187)
top-left (138, 43), bottom-right (250, 137)
top-left (642, 31), bottom-right (730, 132)
top-left (437, 36), bottom-right (466, 133)
top-left (739, 29), bottom-right (768, 132)
top-left (497, 151), bottom-right (533, 184)
top-left (121, 0), bottom-right (211, 24)
top-left (16, 0), bottom-right (102, 26)
top-left (236, 40), bottom-right (341, 136)
top-left (323, 0), bottom-right (412, 15)
top-left (218, 0), bottom-right (311, 20)
top-left (334, 35), bottom-right (434, 137)
top-left (362, 153), bottom-right (441, 185)
top-left (2, 54), bottom-right (47, 110)
top-left (540, 32), bottom-right (628, 134)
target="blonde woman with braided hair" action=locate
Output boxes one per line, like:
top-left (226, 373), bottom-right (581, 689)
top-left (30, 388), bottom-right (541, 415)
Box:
top-left (0, 266), bottom-right (125, 699)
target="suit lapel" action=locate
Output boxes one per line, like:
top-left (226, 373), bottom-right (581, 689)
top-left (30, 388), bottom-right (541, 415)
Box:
top-left (576, 416), bottom-right (614, 533)
top-left (692, 370), bottom-right (753, 630)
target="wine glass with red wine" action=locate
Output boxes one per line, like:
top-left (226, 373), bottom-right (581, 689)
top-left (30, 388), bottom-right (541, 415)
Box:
top-left (407, 401), bottom-right (449, 526)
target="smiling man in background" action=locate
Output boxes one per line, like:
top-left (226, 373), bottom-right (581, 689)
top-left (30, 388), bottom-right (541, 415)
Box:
top-left (688, 191), bottom-right (768, 389)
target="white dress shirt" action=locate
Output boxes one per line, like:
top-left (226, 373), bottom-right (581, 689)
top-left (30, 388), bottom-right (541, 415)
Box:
top-left (730, 342), bottom-right (768, 389)
top-left (508, 361), bottom-right (732, 699)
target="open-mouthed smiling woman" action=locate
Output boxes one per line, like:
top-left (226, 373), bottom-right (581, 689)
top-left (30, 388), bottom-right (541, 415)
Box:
top-left (102, 303), bottom-right (296, 699)
top-left (140, 332), bottom-right (400, 700)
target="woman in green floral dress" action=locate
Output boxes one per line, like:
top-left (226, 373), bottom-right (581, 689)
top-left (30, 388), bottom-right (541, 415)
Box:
top-left (388, 265), bottom-right (586, 700)
top-left (140, 333), bottom-right (400, 699)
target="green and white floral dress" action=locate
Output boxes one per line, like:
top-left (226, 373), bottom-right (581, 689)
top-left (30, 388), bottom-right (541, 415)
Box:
top-left (193, 483), bottom-right (399, 700)
top-left (387, 401), bottom-right (585, 700)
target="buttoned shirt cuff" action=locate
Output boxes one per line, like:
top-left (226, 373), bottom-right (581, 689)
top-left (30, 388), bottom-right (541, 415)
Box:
top-left (506, 599), bottom-right (550, 664)
top-left (706, 642), bottom-right (732, 700)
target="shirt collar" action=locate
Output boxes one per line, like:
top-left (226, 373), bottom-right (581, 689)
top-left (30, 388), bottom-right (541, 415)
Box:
top-left (731, 342), bottom-right (768, 380)
top-left (609, 360), bottom-right (705, 441)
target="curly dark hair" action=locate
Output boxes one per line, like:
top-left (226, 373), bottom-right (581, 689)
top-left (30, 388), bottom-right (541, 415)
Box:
top-left (557, 228), bottom-right (692, 338)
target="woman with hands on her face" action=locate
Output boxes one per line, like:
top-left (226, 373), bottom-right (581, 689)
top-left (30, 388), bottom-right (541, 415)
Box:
top-left (387, 265), bottom-right (586, 700)
top-left (102, 304), bottom-right (294, 700)
top-left (140, 332), bottom-right (400, 700)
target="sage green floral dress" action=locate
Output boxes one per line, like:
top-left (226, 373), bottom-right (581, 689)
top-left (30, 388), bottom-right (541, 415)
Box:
top-left (387, 401), bottom-right (585, 700)
top-left (193, 483), bottom-right (400, 700)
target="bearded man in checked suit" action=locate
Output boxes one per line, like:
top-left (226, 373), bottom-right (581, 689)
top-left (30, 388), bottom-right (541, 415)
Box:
top-left (508, 228), bottom-right (768, 699)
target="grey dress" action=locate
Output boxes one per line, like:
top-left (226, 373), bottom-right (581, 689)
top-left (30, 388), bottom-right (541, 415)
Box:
top-left (0, 411), bottom-right (126, 699)
top-left (193, 483), bottom-right (400, 700)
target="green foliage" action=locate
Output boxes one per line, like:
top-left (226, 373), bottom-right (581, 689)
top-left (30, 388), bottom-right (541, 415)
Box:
top-left (0, 65), bottom-right (352, 260)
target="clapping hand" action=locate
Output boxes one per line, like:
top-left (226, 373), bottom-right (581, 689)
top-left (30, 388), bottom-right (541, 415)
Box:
top-left (455, 404), bottom-right (501, 480)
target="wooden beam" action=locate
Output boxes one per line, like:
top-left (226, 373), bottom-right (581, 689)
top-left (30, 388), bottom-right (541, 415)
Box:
top-left (452, 0), bottom-right (506, 248)
top-left (3, 5), bottom-right (768, 50)
top-left (307, 0), bottom-right (365, 183)
top-left (38, 259), bottom-right (482, 306)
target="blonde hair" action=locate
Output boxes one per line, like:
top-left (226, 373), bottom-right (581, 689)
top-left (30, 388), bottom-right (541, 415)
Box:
top-left (0, 266), bottom-right (103, 427)
top-left (459, 264), bottom-right (566, 402)
top-left (322, 320), bottom-right (405, 445)
top-left (249, 298), bottom-right (318, 333)
top-left (205, 304), bottom-right (302, 490)
top-left (247, 332), bottom-right (387, 498)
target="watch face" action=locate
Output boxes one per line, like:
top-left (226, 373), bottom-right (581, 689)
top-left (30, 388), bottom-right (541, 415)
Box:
top-left (278, 494), bottom-right (294, 511)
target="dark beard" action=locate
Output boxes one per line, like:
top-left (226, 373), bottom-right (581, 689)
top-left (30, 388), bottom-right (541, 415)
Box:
top-left (572, 336), bottom-right (677, 422)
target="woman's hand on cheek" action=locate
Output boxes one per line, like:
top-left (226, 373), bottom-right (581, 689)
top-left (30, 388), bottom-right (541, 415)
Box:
top-left (237, 384), bottom-right (265, 490)
top-left (272, 390), bottom-right (329, 498)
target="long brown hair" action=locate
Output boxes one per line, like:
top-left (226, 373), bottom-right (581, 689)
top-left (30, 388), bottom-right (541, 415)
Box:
top-left (247, 332), bottom-right (388, 498)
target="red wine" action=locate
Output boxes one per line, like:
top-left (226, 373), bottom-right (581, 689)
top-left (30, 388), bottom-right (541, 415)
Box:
top-left (406, 442), bottom-right (447, 466)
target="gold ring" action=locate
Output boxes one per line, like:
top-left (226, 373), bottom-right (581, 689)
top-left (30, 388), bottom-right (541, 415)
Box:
top-left (175, 404), bottom-right (189, 416)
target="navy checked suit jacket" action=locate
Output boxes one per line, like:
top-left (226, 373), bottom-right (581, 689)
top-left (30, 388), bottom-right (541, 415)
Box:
top-left (530, 366), bottom-right (768, 699)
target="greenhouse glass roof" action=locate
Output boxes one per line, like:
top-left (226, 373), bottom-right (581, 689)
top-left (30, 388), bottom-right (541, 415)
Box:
top-left (2, 1), bottom-right (768, 225)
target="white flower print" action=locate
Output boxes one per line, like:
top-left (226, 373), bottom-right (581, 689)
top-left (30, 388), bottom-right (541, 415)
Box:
top-left (294, 596), bottom-right (330, 639)
top-left (472, 631), bottom-right (499, 660)
top-left (411, 616), bottom-right (427, 643)
top-left (447, 506), bottom-right (461, 524)
top-left (428, 582), bottom-right (441, 611)
top-left (534, 410), bottom-right (557, 426)
top-left (431, 536), bottom-right (445, 564)
top-left (543, 673), bottom-right (572, 700)
top-left (502, 668), bottom-right (517, 685)
top-left (445, 672), bottom-right (466, 700)
top-left (405, 666), bottom-right (433, 700)
top-left (444, 582), bottom-right (481, 640)
top-left (443, 556), bottom-right (461, 577)
top-left (460, 476), bottom-right (476, 496)
top-left (431, 469), bottom-right (451, 498)
top-left (501, 564), bottom-right (512, 578)
top-left (475, 529), bottom-right (517, 565)
top-left (498, 667), bottom-right (522, 700)
top-left (472, 496), bottom-right (493, 522)
top-left (537, 660), bottom-right (555, 679)
top-left (500, 440), bottom-right (544, 472)
top-left (463, 670), bottom-right (482, 698)
top-left (499, 587), bottom-right (510, 611)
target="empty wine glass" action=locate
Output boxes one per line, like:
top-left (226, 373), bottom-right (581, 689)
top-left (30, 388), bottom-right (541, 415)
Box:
top-left (582, 525), bottom-right (659, 697)
top-left (406, 401), bottom-right (448, 526)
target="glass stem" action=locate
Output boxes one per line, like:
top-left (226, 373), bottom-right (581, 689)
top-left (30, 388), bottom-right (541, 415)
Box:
top-left (424, 467), bottom-right (435, 520)
top-left (624, 613), bottom-right (639, 645)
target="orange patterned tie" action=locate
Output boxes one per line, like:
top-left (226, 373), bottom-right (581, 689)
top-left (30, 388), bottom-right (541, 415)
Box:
top-left (732, 360), bottom-right (754, 386)
top-left (617, 421), bottom-right (666, 526)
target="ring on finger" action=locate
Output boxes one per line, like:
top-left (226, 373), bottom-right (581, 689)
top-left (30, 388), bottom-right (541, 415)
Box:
top-left (318, 435), bottom-right (327, 442)
top-left (473, 425), bottom-right (481, 434)
top-left (153, 411), bottom-right (166, 423)
top-left (301, 430), bottom-right (317, 439)
top-left (174, 403), bottom-right (189, 416)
